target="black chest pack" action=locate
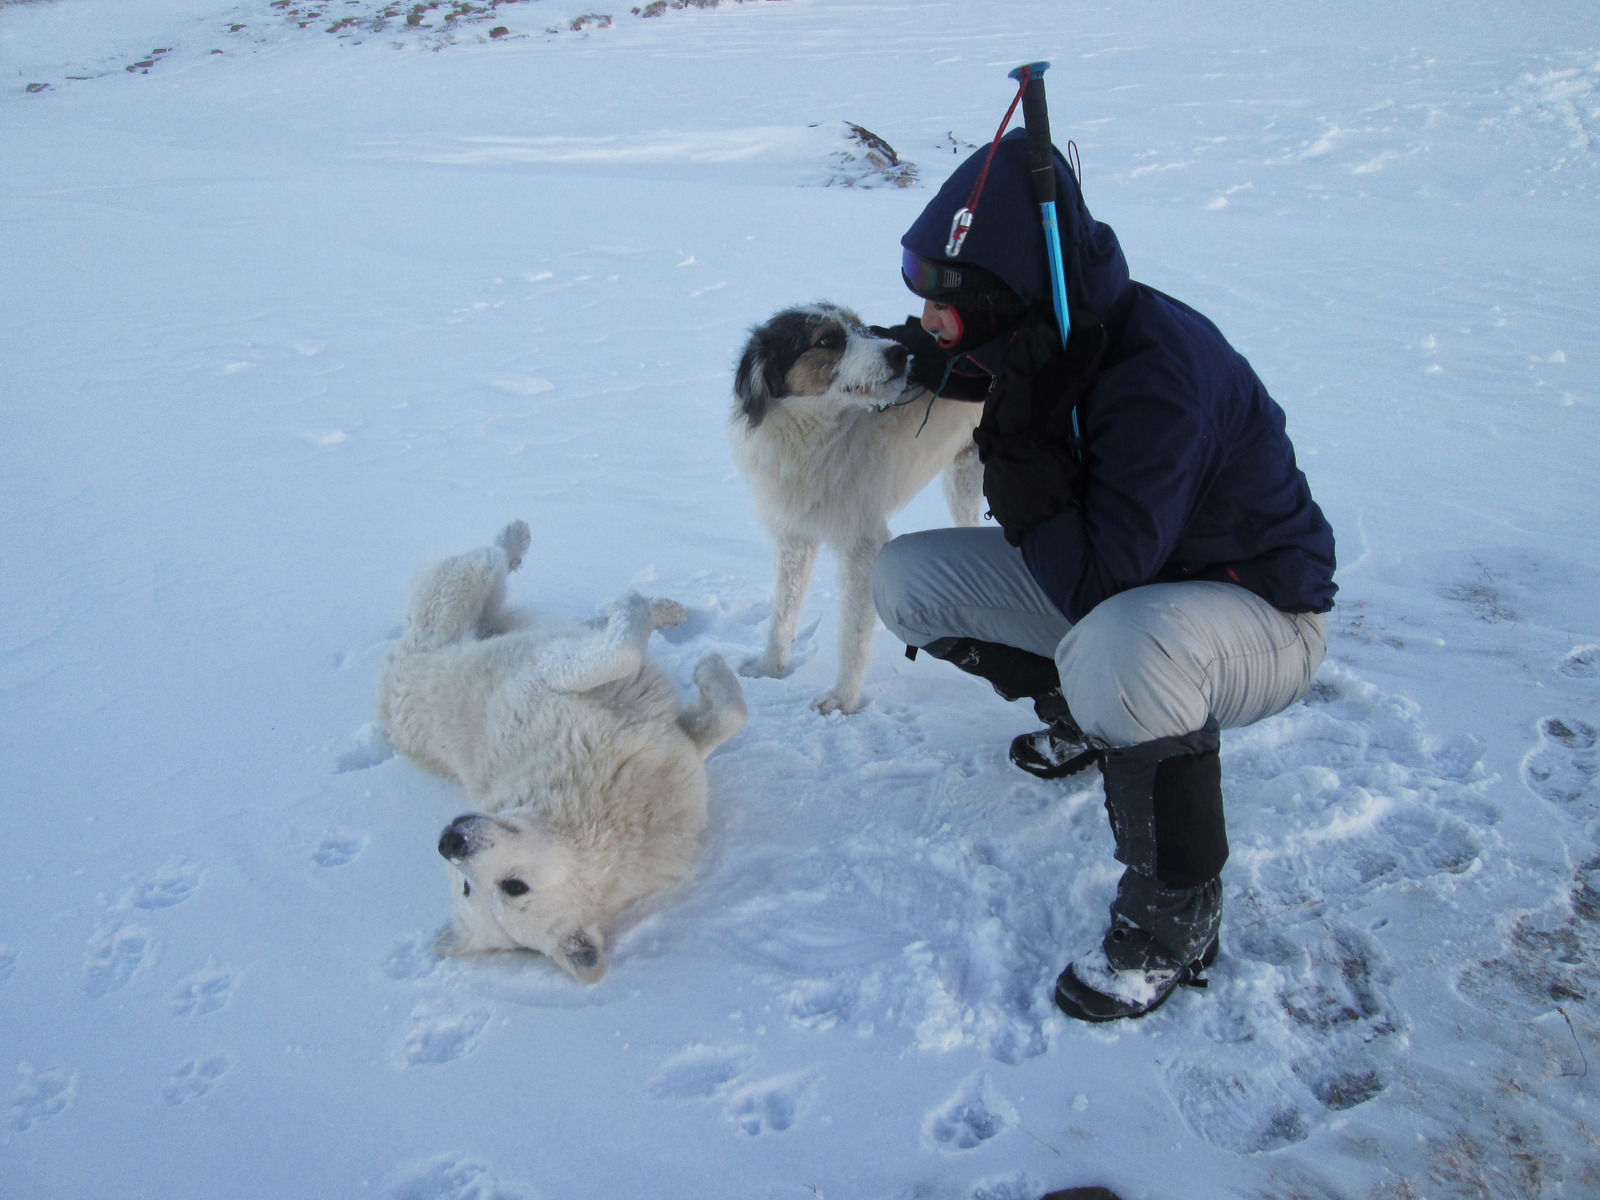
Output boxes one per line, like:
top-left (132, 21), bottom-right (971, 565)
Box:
top-left (972, 306), bottom-right (1109, 547)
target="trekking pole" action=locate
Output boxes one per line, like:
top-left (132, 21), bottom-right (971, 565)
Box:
top-left (1008, 61), bottom-right (1072, 345)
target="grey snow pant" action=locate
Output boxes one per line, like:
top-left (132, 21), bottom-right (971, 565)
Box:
top-left (870, 527), bottom-right (1328, 964)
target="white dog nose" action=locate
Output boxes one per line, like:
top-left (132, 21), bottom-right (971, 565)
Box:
top-left (437, 814), bottom-right (480, 861)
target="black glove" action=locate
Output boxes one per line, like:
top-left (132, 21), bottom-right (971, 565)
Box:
top-left (869, 318), bottom-right (992, 401)
top-left (973, 309), bottom-right (1108, 547)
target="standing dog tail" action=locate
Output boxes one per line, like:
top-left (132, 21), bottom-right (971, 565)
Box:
top-left (679, 653), bottom-right (747, 758)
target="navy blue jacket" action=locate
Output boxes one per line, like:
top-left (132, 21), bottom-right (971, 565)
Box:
top-left (903, 131), bottom-right (1336, 621)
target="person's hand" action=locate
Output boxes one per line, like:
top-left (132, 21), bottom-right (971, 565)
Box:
top-left (869, 317), bottom-right (990, 400)
top-left (869, 317), bottom-right (947, 390)
top-left (974, 310), bottom-right (1107, 546)
top-left (979, 437), bottom-right (1086, 547)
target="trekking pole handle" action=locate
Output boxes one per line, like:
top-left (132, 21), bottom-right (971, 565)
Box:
top-left (1011, 61), bottom-right (1057, 206)
top-left (1008, 61), bottom-right (1072, 344)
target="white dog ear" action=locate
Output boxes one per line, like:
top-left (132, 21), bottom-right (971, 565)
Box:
top-left (555, 928), bottom-right (606, 984)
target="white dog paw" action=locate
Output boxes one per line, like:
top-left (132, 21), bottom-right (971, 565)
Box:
top-left (811, 688), bottom-right (861, 716)
top-left (495, 520), bottom-right (530, 572)
top-left (609, 589), bottom-right (650, 623)
top-left (649, 598), bottom-right (688, 629)
top-left (693, 653), bottom-right (735, 687)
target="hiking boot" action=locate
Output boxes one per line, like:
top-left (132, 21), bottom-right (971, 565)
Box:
top-left (1008, 722), bottom-right (1098, 780)
top-left (1053, 933), bottom-right (1219, 1023)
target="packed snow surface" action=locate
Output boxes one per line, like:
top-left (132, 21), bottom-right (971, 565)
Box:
top-left (3, 1), bottom-right (1600, 1197)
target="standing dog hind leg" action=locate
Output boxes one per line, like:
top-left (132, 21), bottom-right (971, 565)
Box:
top-left (941, 441), bottom-right (985, 528)
top-left (743, 534), bottom-right (819, 680)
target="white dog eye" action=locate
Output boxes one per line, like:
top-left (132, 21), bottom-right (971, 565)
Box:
top-left (462, 881), bottom-right (471, 897)
top-left (499, 878), bottom-right (530, 897)
top-left (815, 330), bottom-right (844, 350)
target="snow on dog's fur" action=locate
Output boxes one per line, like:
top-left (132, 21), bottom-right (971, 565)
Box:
top-left (378, 521), bottom-right (746, 983)
top-left (729, 303), bottom-right (983, 714)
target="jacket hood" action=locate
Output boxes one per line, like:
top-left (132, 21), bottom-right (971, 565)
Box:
top-left (902, 129), bottom-right (1129, 323)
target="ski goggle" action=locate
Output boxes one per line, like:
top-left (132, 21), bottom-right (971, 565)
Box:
top-left (901, 248), bottom-right (969, 299)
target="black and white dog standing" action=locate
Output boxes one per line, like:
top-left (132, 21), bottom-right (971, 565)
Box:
top-left (729, 303), bottom-right (983, 714)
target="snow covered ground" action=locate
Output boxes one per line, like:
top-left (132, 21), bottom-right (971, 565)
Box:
top-left (3, 1), bottom-right (1599, 1196)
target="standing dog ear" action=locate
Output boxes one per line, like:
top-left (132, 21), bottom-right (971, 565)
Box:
top-left (733, 326), bottom-right (790, 429)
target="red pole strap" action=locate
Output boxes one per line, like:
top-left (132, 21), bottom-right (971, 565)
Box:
top-left (944, 66), bottom-right (1032, 258)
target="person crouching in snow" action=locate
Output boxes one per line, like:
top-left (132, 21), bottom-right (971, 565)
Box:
top-left (868, 128), bottom-right (1337, 1022)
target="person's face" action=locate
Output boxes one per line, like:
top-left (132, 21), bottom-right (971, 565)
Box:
top-left (920, 299), bottom-right (962, 346)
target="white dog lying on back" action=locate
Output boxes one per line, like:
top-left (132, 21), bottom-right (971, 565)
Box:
top-left (729, 303), bottom-right (983, 714)
top-left (378, 521), bottom-right (747, 983)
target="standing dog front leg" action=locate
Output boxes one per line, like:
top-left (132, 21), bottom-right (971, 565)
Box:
top-left (813, 528), bottom-right (889, 715)
top-left (743, 535), bottom-right (819, 681)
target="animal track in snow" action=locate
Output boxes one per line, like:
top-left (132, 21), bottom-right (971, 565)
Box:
top-left (402, 1008), bottom-right (490, 1065)
top-left (1523, 717), bottom-right (1598, 806)
top-left (313, 832), bottom-right (369, 867)
top-left (6, 1063), bottom-right (77, 1133)
top-left (83, 924), bottom-right (158, 998)
top-left (336, 722), bottom-right (395, 772)
top-left (785, 976), bottom-right (864, 1033)
top-left (723, 1069), bottom-right (816, 1135)
top-left (647, 1043), bottom-right (756, 1099)
top-left (127, 860), bottom-right (203, 909)
top-left (967, 1173), bottom-right (1045, 1200)
top-left (163, 1054), bottom-right (235, 1105)
top-left (170, 963), bottom-right (238, 1016)
top-left (386, 1151), bottom-right (529, 1200)
top-left (923, 1072), bottom-right (1015, 1152)
top-left (383, 934), bottom-right (440, 982)
top-left (1560, 644), bottom-right (1599, 679)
